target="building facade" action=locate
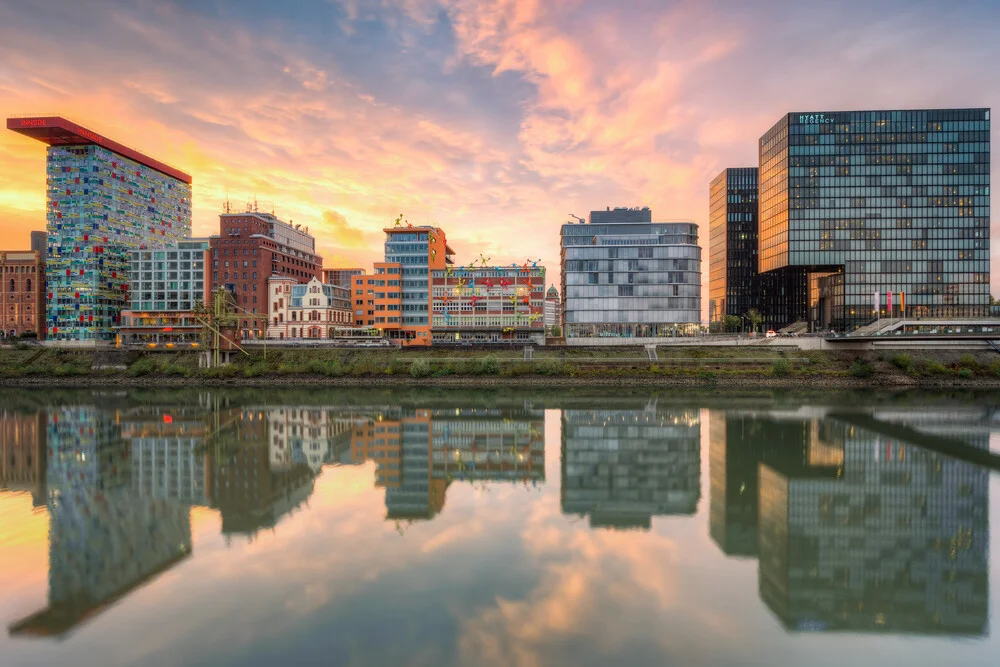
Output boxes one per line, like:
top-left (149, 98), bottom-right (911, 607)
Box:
top-left (430, 266), bottom-right (545, 344)
top-left (382, 226), bottom-right (453, 346)
top-left (30, 231), bottom-right (46, 256)
top-left (560, 207), bottom-right (702, 341)
top-left (1, 250), bottom-right (45, 338)
top-left (267, 276), bottom-right (352, 339)
top-left (118, 238), bottom-right (209, 346)
top-left (544, 285), bottom-right (560, 332)
top-left (323, 267), bottom-right (365, 288)
top-left (8, 116), bottom-right (192, 341)
top-left (758, 108), bottom-right (990, 330)
top-left (352, 262), bottom-right (404, 334)
top-left (209, 210), bottom-right (322, 340)
top-left (709, 168), bottom-right (770, 324)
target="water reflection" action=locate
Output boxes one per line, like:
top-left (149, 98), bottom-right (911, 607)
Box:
top-left (709, 408), bottom-right (990, 635)
top-left (0, 390), bottom-right (997, 664)
top-left (562, 402), bottom-right (701, 529)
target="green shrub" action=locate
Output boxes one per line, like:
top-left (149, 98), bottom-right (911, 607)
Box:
top-left (128, 357), bottom-right (159, 377)
top-left (277, 362), bottom-right (303, 374)
top-left (387, 359), bottom-right (407, 375)
top-left (891, 353), bottom-right (914, 372)
top-left (697, 369), bottom-right (718, 382)
top-left (849, 358), bottom-right (875, 378)
top-left (243, 362), bottom-right (270, 378)
top-left (471, 357), bottom-right (501, 376)
top-left (534, 360), bottom-right (566, 376)
top-left (958, 354), bottom-right (978, 370)
top-left (770, 358), bottom-right (791, 377)
top-left (410, 359), bottom-right (433, 378)
top-left (503, 362), bottom-right (535, 376)
top-left (958, 367), bottom-right (974, 379)
top-left (160, 363), bottom-right (191, 378)
top-left (921, 359), bottom-right (948, 376)
top-left (990, 361), bottom-right (1000, 377)
top-left (201, 364), bottom-right (237, 378)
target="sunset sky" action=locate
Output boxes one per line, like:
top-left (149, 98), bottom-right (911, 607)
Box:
top-left (2, 0), bottom-right (999, 301)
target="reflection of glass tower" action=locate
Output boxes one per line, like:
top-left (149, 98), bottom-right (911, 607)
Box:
top-left (9, 405), bottom-right (192, 639)
top-left (561, 405), bottom-right (701, 530)
top-left (709, 412), bottom-right (813, 556)
top-left (758, 427), bottom-right (989, 634)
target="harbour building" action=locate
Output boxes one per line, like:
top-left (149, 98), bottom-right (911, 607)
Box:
top-left (7, 116), bottom-right (192, 341)
top-left (560, 207), bottom-right (702, 341)
top-left (758, 108), bottom-right (990, 330)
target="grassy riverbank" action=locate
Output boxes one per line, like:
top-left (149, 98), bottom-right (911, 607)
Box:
top-left (1, 346), bottom-right (999, 388)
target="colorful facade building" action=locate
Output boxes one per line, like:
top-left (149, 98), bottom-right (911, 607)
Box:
top-left (0, 250), bottom-right (45, 339)
top-left (430, 265), bottom-right (546, 344)
top-left (209, 210), bottom-right (322, 340)
top-left (7, 116), bottom-right (192, 341)
top-left (266, 275), bottom-right (352, 340)
top-left (118, 238), bottom-right (210, 347)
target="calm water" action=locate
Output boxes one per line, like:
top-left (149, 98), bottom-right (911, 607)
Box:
top-left (1, 387), bottom-right (998, 667)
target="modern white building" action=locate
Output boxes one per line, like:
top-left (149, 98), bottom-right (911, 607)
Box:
top-left (267, 276), bottom-right (353, 339)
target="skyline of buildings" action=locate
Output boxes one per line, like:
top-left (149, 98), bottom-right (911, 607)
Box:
top-left (3, 107), bottom-right (996, 339)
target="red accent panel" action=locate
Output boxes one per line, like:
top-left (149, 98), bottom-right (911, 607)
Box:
top-left (6, 116), bottom-right (192, 184)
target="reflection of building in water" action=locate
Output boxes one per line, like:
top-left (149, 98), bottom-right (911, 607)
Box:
top-left (268, 407), bottom-right (353, 472)
top-left (561, 406), bottom-right (701, 530)
top-left (206, 409), bottom-right (316, 538)
top-left (122, 408), bottom-right (210, 506)
top-left (350, 406), bottom-right (545, 523)
top-left (709, 412), bottom-right (815, 556)
top-left (8, 405), bottom-right (192, 639)
top-left (0, 409), bottom-right (46, 506)
top-left (758, 424), bottom-right (989, 635)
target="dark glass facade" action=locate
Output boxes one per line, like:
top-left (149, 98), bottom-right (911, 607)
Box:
top-left (759, 108), bottom-right (990, 330)
top-left (709, 168), bottom-right (758, 322)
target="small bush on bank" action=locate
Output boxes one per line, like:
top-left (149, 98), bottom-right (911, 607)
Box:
top-left (243, 362), bottom-right (270, 378)
top-left (921, 359), bottom-right (948, 376)
top-left (891, 353), bottom-right (914, 373)
top-left (471, 357), bottom-right (501, 376)
top-left (849, 358), bottom-right (875, 378)
top-left (160, 363), bottom-right (192, 378)
top-left (958, 368), bottom-right (974, 379)
top-left (534, 360), bottom-right (566, 376)
top-left (410, 359), bottom-right (433, 378)
top-left (503, 362), bottom-right (535, 377)
top-left (201, 364), bottom-right (237, 378)
top-left (770, 358), bottom-right (791, 377)
top-left (958, 354), bottom-right (979, 370)
top-left (128, 357), bottom-right (159, 377)
top-left (697, 369), bottom-right (718, 382)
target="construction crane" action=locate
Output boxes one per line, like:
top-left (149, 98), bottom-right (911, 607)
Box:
top-left (192, 287), bottom-right (270, 367)
top-left (568, 214), bottom-right (585, 224)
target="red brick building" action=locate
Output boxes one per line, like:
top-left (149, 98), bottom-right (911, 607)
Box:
top-left (209, 211), bottom-right (322, 339)
top-left (1, 250), bottom-right (45, 339)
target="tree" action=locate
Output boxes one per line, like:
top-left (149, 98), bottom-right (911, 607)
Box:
top-left (723, 315), bottom-right (741, 333)
top-left (549, 325), bottom-right (562, 337)
top-left (745, 309), bottom-right (764, 333)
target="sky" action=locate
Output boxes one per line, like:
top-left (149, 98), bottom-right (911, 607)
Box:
top-left (2, 0), bottom-right (1000, 305)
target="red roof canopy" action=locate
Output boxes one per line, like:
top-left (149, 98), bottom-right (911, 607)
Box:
top-left (7, 116), bottom-right (192, 184)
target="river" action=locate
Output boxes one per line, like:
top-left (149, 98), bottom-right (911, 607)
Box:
top-left (0, 387), bottom-right (997, 667)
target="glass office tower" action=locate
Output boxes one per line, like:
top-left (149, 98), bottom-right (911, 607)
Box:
top-left (560, 207), bottom-right (702, 340)
top-left (759, 109), bottom-right (990, 330)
